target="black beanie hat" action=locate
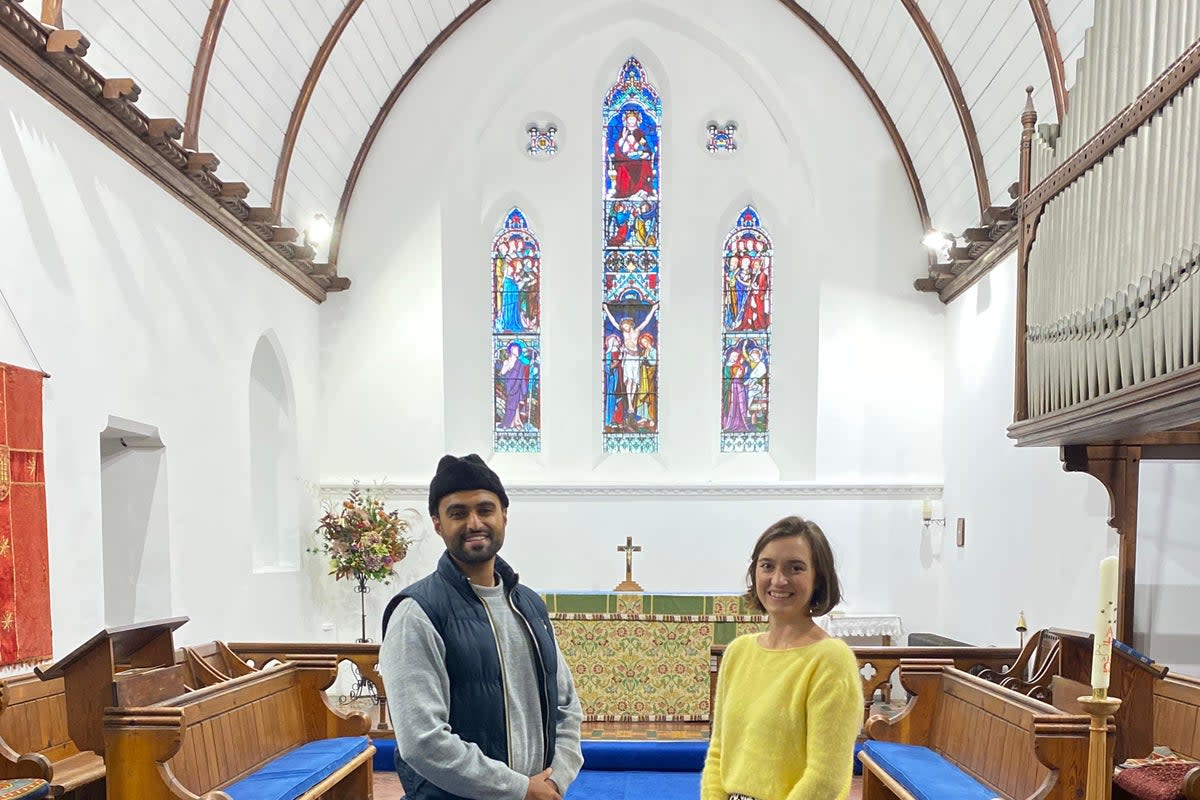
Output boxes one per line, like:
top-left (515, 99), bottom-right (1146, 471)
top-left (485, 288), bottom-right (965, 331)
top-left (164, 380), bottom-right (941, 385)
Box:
top-left (428, 454), bottom-right (509, 517)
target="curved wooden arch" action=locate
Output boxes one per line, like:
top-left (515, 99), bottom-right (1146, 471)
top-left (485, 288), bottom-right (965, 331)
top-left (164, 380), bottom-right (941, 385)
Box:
top-left (327, 0), bottom-right (933, 264)
top-left (182, 0), bottom-right (230, 151)
top-left (1028, 0), bottom-right (1067, 121)
top-left (899, 0), bottom-right (989, 218)
top-left (40, 0), bottom-right (63, 27)
top-left (270, 0), bottom-right (367, 221)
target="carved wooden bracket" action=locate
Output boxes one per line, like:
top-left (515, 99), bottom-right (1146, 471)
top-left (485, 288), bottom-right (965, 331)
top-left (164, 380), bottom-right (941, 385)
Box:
top-left (1061, 444), bottom-right (1140, 642)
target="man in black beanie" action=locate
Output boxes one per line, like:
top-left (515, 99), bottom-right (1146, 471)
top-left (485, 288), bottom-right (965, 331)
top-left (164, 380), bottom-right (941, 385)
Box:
top-left (379, 455), bottom-right (582, 800)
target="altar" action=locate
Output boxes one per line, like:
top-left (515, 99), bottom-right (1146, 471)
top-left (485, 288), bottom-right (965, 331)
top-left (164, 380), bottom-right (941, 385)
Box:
top-left (541, 591), bottom-right (902, 721)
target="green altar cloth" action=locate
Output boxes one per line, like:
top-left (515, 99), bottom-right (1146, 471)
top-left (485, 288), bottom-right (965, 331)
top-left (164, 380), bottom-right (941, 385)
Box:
top-left (540, 592), bottom-right (767, 721)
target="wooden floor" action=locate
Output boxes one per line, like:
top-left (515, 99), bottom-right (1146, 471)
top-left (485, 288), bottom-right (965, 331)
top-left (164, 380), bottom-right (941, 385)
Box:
top-left (371, 722), bottom-right (863, 798)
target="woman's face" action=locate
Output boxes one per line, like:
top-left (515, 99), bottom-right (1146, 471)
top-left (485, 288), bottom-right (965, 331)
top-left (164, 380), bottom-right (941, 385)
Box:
top-left (754, 535), bottom-right (816, 620)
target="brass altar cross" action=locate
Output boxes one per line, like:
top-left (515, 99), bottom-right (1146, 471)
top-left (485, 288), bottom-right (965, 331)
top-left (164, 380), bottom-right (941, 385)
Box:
top-left (614, 536), bottom-right (643, 592)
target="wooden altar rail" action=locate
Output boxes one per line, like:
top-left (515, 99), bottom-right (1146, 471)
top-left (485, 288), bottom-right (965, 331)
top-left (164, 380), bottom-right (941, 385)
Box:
top-left (226, 642), bottom-right (390, 735)
top-left (709, 644), bottom-right (1021, 725)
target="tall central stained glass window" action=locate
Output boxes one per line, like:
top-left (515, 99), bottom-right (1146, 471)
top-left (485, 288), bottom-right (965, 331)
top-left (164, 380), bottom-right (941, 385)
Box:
top-left (602, 57), bottom-right (662, 454)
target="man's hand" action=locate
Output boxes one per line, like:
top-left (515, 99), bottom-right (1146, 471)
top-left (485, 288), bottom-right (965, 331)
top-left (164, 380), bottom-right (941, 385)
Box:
top-left (524, 767), bottom-right (561, 800)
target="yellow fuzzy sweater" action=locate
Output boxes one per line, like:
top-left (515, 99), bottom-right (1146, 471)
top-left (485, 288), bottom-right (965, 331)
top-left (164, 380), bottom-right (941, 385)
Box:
top-left (701, 633), bottom-right (862, 800)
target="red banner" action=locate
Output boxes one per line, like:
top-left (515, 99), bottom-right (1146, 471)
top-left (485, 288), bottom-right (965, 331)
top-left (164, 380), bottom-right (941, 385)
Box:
top-left (0, 363), bottom-right (51, 666)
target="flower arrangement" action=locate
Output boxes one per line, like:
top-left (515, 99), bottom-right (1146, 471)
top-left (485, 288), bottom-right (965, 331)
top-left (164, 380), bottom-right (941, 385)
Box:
top-left (312, 485), bottom-right (412, 584)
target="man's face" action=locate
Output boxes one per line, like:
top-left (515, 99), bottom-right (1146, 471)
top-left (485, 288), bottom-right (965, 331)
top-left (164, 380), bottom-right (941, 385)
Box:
top-left (434, 489), bottom-right (507, 565)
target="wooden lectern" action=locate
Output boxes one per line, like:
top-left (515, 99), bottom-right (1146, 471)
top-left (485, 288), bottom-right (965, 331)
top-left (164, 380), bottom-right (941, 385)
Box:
top-left (34, 617), bottom-right (189, 756)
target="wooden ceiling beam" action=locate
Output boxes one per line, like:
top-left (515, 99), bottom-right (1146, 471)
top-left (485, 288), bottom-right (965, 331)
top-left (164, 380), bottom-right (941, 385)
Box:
top-left (900, 0), bottom-right (990, 218)
top-left (327, 0), bottom-right (935, 267)
top-left (0, 0), bottom-right (329, 300)
top-left (182, 0), bottom-right (229, 151)
top-left (270, 0), bottom-right (366, 223)
top-left (1028, 0), bottom-right (1067, 122)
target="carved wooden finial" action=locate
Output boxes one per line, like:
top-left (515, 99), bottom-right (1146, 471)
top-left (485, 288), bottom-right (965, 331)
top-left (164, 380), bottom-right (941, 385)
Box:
top-left (1021, 86), bottom-right (1038, 129)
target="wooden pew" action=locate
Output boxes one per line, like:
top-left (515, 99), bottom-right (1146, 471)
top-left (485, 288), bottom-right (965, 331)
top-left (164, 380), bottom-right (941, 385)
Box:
top-left (0, 674), bottom-right (104, 798)
top-left (228, 641), bottom-right (390, 733)
top-left (176, 641), bottom-right (255, 689)
top-left (1114, 672), bottom-right (1200, 800)
top-left (860, 660), bottom-right (1092, 800)
top-left (104, 656), bottom-right (374, 800)
top-left (975, 628), bottom-right (1166, 764)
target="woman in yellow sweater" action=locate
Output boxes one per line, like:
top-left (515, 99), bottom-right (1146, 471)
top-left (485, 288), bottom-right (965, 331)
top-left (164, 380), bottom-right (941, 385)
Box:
top-left (701, 516), bottom-right (863, 800)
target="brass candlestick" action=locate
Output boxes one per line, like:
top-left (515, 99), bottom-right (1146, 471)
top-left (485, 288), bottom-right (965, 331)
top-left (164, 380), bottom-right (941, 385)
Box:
top-left (1076, 693), bottom-right (1121, 800)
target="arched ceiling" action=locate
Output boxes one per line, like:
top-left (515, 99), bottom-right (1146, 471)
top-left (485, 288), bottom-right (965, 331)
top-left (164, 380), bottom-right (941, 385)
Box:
top-left (32, 0), bottom-right (1095, 266)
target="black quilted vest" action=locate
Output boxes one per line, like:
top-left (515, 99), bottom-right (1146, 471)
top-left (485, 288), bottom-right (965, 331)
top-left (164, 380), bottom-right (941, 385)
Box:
top-left (381, 552), bottom-right (559, 800)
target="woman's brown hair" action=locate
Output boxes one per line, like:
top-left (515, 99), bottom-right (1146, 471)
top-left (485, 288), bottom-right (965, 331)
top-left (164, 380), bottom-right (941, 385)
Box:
top-left (744, 516), bottom-right (842, 616)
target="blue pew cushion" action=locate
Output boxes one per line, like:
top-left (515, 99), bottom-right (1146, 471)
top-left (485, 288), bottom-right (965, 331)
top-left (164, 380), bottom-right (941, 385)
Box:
top-left (223, 735), bottom-right (371, 800)
top-left (580, 740), bottom-right (707, 772)
top-left (861, 741), bottom-right (1001, 800)
top-left (0, 779), bottom-right (50, 800)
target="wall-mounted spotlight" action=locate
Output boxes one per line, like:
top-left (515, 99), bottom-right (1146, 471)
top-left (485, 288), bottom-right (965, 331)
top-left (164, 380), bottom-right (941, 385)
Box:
top-left (305, 213), bottom-right (332, 247)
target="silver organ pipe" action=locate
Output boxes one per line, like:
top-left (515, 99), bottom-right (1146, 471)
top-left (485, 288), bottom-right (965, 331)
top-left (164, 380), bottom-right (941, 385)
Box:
top-left (1027, 0), bottom-right (1200, 187)
top-left (1021, 1), bottom-right (1200, 419)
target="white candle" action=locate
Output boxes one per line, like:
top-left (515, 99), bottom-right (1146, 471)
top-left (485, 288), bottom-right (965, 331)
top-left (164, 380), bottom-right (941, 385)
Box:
top-left (1091, 556), bottom-right (1119, 691)
top-left (921, 500), bottom-right (932, 521)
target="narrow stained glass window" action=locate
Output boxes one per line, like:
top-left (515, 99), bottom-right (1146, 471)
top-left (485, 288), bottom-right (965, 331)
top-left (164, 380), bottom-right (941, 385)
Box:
top-left (720, 206), bottom-right (771, 452)
top-left (492, 208), bottom-right (541, 453)
top-left (602, 56), bottom-right (662, 454)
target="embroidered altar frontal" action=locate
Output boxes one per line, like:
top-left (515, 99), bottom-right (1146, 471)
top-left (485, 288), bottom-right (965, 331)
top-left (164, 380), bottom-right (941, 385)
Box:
top-left (542, 593), bottom-right (767, 721)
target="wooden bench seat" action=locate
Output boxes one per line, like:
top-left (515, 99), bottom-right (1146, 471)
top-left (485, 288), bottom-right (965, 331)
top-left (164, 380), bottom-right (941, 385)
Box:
top-left (859, 659), bottom-right (1092, 800)
top-left (0, 673), bottom-right (104, 798)
top-left (103, 657), bottom-right (374, 800)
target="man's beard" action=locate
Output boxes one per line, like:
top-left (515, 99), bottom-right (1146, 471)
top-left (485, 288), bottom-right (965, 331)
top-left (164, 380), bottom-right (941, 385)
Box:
top-left (448, 532), bottom-right (502, 564)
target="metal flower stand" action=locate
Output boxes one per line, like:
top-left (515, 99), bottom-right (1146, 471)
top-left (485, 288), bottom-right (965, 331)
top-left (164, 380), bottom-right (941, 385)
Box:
top-left (339, 573), bottom-right (381, 706)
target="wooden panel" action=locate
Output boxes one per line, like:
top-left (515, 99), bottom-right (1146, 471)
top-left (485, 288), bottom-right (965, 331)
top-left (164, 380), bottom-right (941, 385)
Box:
top-left (1155, 674), bottom-right (1200, 760)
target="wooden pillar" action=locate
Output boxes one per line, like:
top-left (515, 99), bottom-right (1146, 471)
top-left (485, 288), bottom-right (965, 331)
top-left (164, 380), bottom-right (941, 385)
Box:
top-left (1061, 445), bottom-right (1139, 642)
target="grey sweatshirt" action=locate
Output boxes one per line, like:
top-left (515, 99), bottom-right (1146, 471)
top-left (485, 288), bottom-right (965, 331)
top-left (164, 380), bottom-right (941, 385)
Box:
top-left (381, 584), bottom-right (584, 800)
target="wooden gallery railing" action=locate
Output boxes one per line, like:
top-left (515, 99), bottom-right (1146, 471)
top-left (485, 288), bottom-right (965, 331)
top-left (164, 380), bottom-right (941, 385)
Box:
top-left (709, 644), bottom-right (1020, 725)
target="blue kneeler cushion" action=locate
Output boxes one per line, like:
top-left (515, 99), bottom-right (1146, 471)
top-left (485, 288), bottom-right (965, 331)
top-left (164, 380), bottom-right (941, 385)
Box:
top-left (223, 735), bottom-right (371, 800)
top-left (860, 741), bottom-right (1001, 800)
top-left (565, 740), bottom-right (707, 800)
top-left (578, 740), bottom-right (707, 772)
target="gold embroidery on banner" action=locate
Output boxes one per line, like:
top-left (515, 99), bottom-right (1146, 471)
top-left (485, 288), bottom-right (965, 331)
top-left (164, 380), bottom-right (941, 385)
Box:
top-left (0, 539), bottom-right (9, 557)
top-left (24, 453), bottom-right (36, 481)
top-left (0, 446), bottom-right (8, 501)
top-left (0, 612), bottom-right (13, 632)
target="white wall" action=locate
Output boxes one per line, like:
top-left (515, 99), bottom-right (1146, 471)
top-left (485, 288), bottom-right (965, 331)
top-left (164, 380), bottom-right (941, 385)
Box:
top-left (324, 0), bottom-right (941, 485)
top-left (938, 253), bottom-right (1114, 645)
top-left (0, 67), bottom-right (324, 657)
top-left (318, 0), bottom-right (947, 635)
top-left (1136, 460), bottom-right (1200, 675)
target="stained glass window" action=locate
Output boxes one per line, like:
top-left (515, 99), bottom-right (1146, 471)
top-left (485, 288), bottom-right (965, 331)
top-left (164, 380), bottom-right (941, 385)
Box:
top-left (492, 208), bottom-right (541, 453)
top-left (602, 57), bottom-right (662, 454)
top-left (720, 206), bottom-right (771, 452)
